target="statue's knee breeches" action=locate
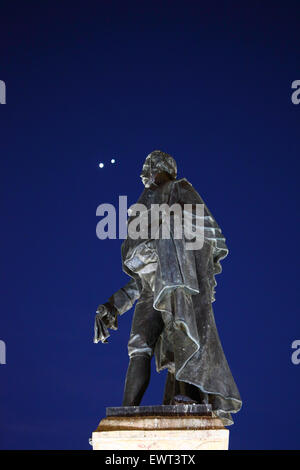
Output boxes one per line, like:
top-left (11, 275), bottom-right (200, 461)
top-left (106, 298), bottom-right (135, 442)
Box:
top-left (128, 294), bottom-right (164, 358)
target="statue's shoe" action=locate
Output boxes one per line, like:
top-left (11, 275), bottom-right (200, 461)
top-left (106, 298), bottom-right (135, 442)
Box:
top-left (172, 394), bottom-right (198, 405)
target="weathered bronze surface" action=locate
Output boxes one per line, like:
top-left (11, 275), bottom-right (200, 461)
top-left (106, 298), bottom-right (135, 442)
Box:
top-left (94, 150), bottom-right (242, 426)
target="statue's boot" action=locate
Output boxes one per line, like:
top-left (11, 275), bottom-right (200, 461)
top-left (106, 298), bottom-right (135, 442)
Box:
top-left (122, 355), bottom-right (151, 406)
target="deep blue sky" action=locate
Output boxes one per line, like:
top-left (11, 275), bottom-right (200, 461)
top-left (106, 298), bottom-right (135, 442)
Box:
top-left (0, 1), bottom-right (299, 450)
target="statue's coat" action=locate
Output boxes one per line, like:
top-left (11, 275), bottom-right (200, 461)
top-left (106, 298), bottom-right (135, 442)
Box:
top-left (111, 179), bottom-right (242, 425)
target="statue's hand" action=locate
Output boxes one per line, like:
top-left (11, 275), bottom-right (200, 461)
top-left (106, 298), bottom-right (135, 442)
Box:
top-left (96, 303), bottom-right (118, 330)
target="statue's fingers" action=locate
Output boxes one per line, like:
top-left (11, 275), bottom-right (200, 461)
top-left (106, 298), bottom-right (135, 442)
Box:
top-left (95, 319), bottom-right (102, 335)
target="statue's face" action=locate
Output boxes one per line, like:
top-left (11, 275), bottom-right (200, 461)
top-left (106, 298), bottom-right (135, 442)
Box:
top-left (140, 154), bottom-right (160, 188)
top-left (140, 151), bottom-right (176, 188)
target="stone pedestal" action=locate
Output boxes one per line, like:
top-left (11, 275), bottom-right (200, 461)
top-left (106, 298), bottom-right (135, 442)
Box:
top-left (91, 405), bottom-right (229, 450)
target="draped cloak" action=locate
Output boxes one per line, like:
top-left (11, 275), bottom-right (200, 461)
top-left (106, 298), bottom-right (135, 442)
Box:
top-left (113, 178), bottom-right (242, 425)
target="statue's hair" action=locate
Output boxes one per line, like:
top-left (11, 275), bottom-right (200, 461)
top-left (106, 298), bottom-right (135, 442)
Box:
top-left (145, 150), bottom-right (177, 179)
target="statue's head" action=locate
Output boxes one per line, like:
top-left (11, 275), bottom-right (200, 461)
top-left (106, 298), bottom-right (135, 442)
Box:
top-left (140, 150), bottom-right (177, 188)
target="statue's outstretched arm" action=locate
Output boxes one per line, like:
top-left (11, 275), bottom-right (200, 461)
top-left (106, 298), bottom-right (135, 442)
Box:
top-left (107, 278), bottom-right (141, 315)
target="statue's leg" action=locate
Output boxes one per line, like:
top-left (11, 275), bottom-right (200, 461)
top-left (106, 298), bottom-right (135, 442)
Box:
top-left (162, 371), bottom-right (175, 405)
top-left (122, 354), bottom-right (151, 406)
top-left (122, 293), bottom-right (164, 406)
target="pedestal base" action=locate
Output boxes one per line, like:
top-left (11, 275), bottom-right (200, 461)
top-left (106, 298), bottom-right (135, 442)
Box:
top-left (91, 413), bottom-right (229, 450)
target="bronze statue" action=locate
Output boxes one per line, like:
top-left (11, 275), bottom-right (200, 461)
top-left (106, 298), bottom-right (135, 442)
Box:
top-left (94, 150), bottom-right (242, 425)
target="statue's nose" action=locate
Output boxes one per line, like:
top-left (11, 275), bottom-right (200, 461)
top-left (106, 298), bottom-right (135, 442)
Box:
top-left (141, 168), bottom-right (149, 177)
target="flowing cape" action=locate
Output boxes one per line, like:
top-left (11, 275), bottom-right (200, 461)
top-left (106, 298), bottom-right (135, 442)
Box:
top-left (121, 179), bottom-right (242, 425)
